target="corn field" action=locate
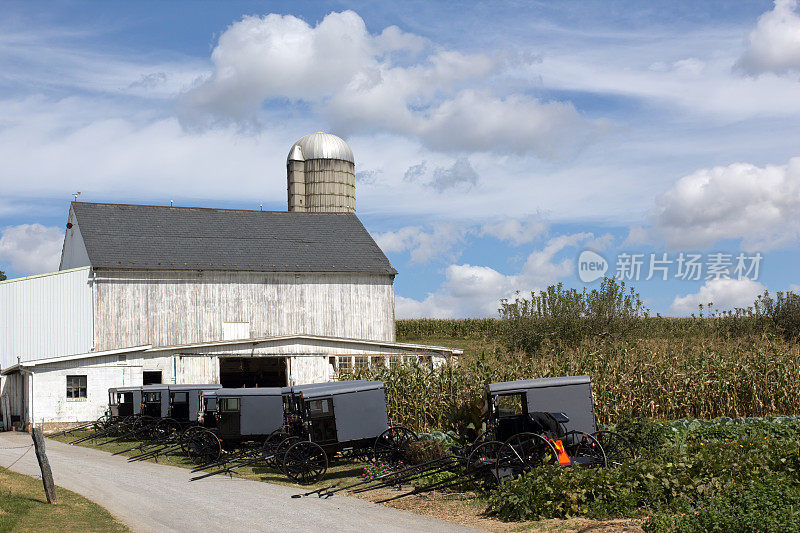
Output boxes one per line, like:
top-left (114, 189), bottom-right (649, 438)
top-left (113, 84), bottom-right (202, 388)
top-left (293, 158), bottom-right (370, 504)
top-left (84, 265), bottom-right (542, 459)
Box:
top-left (343, 334), bottom-right (800, 434)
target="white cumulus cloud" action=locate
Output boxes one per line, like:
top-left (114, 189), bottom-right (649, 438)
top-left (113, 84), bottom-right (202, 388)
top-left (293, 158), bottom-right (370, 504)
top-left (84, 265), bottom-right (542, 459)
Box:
top-left (736, 0), bottom-right (800, 77)
top-left (395, 232), bottom-right (593, 318)
top-left (669, 278), bottom-right (767, 315)
top-left (180, 11), bottom-right (597, 156)
top-left (372, 224), bottom-right (468, 264)
top-left (652, 157), bottom-right (800, 251)
top-left (481, 215), bottom-right (548, 245)
top-left (0, 224), bottom-right (64, 275)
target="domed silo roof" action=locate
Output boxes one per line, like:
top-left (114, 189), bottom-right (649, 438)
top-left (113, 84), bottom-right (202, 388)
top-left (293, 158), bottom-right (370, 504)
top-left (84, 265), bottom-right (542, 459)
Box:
top-left (287, 132), bottom-right (354, 163)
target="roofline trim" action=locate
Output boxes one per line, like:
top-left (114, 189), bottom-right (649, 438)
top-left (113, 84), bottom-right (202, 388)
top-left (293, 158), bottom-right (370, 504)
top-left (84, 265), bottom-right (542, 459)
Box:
top-left (145, 334), bottom-right (463, 355)
top-left (89, 267), bottom-right (398, 276)
top-left (70, 201), bottom-right (358, 215)
top-left (4, 345), bottom-right (153, 372)
top-left (0, 266), bottom-right (90, 285)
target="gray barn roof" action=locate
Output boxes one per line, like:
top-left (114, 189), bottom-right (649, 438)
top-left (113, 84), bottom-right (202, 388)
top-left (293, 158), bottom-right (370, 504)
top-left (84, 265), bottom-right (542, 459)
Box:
top-left (70, 202), bottom-right (396, 274)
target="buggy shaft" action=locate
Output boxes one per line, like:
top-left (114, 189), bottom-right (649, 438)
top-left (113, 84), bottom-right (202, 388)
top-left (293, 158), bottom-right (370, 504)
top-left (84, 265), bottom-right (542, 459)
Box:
top-left (319, 456), bottom-right (461, 498)
top-left (351, 458), bottom-right (463, 494)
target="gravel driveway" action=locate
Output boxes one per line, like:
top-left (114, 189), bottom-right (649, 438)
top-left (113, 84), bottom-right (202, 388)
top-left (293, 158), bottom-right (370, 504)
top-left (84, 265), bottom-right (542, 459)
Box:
top-left (0, 431), bottom-right (478, 533)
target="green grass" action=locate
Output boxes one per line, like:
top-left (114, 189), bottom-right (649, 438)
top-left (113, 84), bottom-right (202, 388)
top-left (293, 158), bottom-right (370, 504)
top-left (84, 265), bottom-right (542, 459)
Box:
top-left (0, 467), bottom-right (128, 533)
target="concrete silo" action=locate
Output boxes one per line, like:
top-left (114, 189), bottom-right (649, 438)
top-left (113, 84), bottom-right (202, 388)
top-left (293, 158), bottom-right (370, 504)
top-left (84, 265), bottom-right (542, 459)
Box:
top-left (287, 132), bottom-right (356, 213)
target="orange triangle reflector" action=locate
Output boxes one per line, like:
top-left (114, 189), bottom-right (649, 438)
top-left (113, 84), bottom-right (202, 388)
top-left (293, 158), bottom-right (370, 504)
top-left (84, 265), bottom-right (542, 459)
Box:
top-left (553, 439), bottom-right (571, 465)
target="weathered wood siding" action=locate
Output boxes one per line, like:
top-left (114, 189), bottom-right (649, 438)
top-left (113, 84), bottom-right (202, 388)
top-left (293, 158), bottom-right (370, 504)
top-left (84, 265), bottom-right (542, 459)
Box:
top-left (93, 270), bottom-right (395, 351)
top-left (289, 356), bottom-right (331, 385)
top-left (175, 355), bottom-right (218, 384)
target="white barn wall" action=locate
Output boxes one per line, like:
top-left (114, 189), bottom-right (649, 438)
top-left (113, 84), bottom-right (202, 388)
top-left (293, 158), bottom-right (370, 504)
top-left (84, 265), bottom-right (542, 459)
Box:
top-left (21, 337), bottom-right (455, 428)
top-left (59, 208), bottom-right (91, 270)
top-left (175, 355), bottom-right (218, 384)
top-left (0, 267), bottom-right (94, 369)
top-left (289, 356), bottom-right (332, 385)
top-left (25, 354), bottom-right (143, 430)
top-left (93, 270), bottom-right (396, 352)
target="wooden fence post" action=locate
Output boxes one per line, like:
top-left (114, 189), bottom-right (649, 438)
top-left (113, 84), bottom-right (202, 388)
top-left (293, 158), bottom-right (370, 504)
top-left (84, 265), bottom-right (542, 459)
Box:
top-left (31, 427), bottom-right (57, 504)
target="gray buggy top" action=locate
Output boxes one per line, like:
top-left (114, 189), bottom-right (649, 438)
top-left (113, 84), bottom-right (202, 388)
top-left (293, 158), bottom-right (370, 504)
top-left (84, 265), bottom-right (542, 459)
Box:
top-left (108, 386), bottom-right (143, 416)
top-left (214, 387), bottom-right (287, 437)
top-left (489, 375), bottom-right (596, 434)
top-left (135, 384), bottom-right (222, 420)
top-left (293, 380), bottom-right (388, 443)
top-left (167, 384), bottom-right (222, 422)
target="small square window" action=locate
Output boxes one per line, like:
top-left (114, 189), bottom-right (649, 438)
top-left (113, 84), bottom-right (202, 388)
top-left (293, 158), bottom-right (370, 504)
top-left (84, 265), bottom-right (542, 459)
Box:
top-left (354, 356), bottom-right (369, 369)
top-left (221, 398), bottom-right (240, 412)
top-left (337, 357), bottom-right (352, 373)
top-left (66, 375), bottom-right (87, 399)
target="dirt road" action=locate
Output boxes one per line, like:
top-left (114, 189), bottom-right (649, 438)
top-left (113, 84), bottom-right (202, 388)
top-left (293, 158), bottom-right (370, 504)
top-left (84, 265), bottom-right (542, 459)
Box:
top-left (0, 431), bottom-right (479, 532)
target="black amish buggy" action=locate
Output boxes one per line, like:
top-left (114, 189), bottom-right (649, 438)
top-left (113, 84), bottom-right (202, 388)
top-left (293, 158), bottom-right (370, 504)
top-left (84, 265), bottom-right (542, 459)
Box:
top-left (190, 380), bottom-right (418, 484)
top-left (296, 375), bottom-right (636, 502)
top-left (108, 386), bottom-right (142, 418)
top-left (473, 375), bottom-right (635, 482)
top-left (66, 383), bottom-right (221, 456)
top-left (281, 380), bottom-right (418, 483)
top-left (119, 384), bottom-right (222, 460)
top-left (61, 386), bottom-right (145, 443)
top-left (185, 386), bottom-right (290, 466)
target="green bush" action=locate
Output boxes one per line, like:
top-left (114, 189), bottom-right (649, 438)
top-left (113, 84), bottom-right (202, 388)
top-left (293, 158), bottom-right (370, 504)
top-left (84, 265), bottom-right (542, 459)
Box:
top-left (645, 478), bottom-right (800, 532)
top-left (614, 418), bottom-right (675, 455)
top-left (498, 278), bottom-right (648, 351)
top-left (485, 431), bottom-right (800, 522)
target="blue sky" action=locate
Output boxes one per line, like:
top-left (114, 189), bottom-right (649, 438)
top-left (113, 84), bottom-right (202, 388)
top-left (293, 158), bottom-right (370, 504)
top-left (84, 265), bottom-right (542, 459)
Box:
top-left (1, 0), bottom-right (799, 317)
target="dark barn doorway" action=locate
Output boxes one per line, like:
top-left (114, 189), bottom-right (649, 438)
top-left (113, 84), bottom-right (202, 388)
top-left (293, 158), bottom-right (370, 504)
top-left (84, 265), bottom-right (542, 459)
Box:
top-left (219, 357), bottom-right (287, 388)
top-left (143, 371), bottom-right (162, 385)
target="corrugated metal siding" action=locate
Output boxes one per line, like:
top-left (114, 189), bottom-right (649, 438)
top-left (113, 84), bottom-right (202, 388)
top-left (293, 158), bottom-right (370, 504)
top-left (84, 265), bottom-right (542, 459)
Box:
top-left (0, 267), bottom-right (94, 368)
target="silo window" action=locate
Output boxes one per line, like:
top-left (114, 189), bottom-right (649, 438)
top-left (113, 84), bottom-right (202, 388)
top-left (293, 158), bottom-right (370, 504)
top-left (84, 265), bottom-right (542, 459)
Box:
top-left (66, 375), bottom-right (87, 399)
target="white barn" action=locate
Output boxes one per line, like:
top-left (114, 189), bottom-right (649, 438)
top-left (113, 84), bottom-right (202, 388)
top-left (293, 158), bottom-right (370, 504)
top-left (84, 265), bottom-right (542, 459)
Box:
top-left (0, 133), bottom-right (461, 431)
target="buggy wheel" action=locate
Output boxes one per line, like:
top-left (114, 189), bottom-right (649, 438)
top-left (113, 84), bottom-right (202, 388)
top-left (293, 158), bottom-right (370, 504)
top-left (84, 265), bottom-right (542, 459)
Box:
top-left (180, 426), bottom-right (205, 455)
top-left (591, 430), bottom-right (635, 467)
top-left (95, 414), bottom-right (111, 430)
top-left (262, 430), bottom-right (290, 465)
top-left (132, 415), bottom-right (156, 437)
top-left (186, 429), bottom-right (222, 463)
top-left (373, 425), bottom-right (419, 464)
top-left (282, 441), bottom-right (328, 485)
top-left (562, 431), bottom-right (607, 468)
top-left (153, 418), bottom-right (182, 442)
top-left (471, 431), bottom-right (493, 448)
top-left (496, 433), bottom-right (558, 483)
top-left (466, 440), bottom-right (504, 488)
top-left (275, 436), bottom-right (300, 472)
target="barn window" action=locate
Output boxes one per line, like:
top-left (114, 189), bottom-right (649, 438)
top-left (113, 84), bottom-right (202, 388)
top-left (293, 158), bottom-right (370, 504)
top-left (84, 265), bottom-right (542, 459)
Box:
top-left (388, 356), bottom-right (401, 368)
top-left (66, 375), bottom-right (87, 399)
top-left (354, 356), bottom-right (369, 369)
top-left (337, 357), bottom-right (352, 373)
